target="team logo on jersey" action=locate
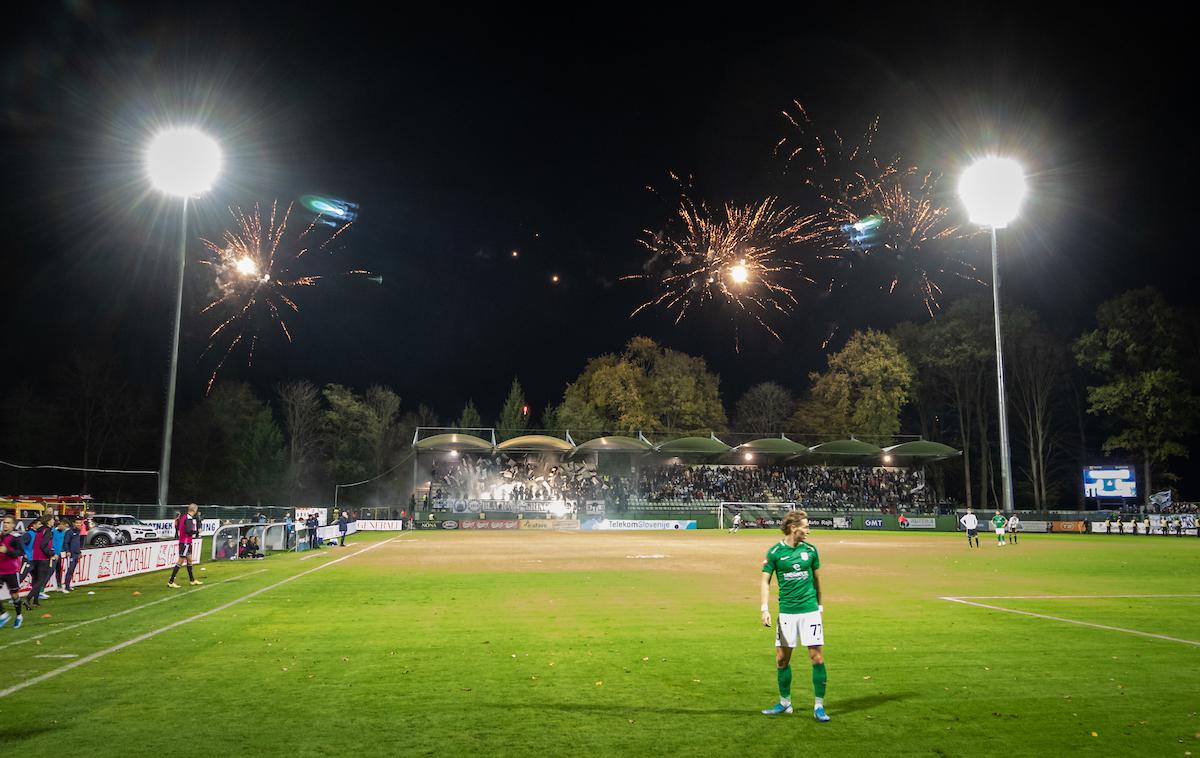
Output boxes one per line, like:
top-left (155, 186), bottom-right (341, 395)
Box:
top-left (793, 563), bottom-right (801, 570)
top-left (799, 552), bottom-right (810, 561)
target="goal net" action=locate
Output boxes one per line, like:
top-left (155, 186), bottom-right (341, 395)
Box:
top-left (719, 502), bottom-right (801, 529)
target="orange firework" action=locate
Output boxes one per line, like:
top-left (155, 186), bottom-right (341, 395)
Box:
top-left (199, 200), bottom-right (361, 393)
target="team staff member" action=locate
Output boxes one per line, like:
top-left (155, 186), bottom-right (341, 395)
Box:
top-left (51, 518), bottom-right (67, 591)
top-left (337, 512), bottom-right (349, 547)
top-left (61, 518), bottom-right (82, 593)
top-left (0, 515), bottom-right (26, 629)
top-left (760, 510), bottom-right (830, 722)
top-left (26, 517), bottom-right (56, 607)
top-left (167, 504), bottom-right (203, 588)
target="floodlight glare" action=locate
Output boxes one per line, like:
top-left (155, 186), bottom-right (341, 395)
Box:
top-left (146, 127), bottom-right (222, 197)
top-left (958, 157), bottom-right (1026, 228)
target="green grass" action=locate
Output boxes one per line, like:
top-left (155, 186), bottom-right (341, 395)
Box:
top-left (1, 530), bottom-right (1198, 757)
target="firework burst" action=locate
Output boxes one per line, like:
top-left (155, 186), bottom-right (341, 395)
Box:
top-left (625, 180), bottom-right (820, 340)
top-left (199, 200), bottom-right (357, 392)
top-left (778, 102), bottom-right (979, 315)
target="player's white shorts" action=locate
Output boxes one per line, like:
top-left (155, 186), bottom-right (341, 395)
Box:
top-left (776, 610), bottom-right (824, 648)
top-left (995, 528), bottom-right (1005, 536)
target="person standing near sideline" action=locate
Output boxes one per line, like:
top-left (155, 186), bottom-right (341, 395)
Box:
top-left (61, 518), bottom-right (82, 593)
top-left (50, 518), bottom-right (67, 591)
top-left (1, 515), bottom-right (26, 629)
top-left (167, 504), bottom-right (203, 588)
top-left (337, 511), bottom-right (349, 547)
top-left (26, 517), bottom-right (55, 608)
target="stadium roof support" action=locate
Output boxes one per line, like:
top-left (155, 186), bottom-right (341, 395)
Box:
top-left (654, 436), bottom-right (733, 455)
top-left (734, 437), bottom-right (810, 457)
top-left (882, 440), bottom-right (961, 462)
top-left (412, 433), bottom-right (495, 452)
top-left (572, 435), bottom-right (654, 454)
top-left (495, 434), bottom-right (575, 453)
top-left (804, 438), bottom-right (886, 460)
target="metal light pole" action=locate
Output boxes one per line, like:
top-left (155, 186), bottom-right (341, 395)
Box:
top-left (989, 226), bottom-right (1015, 513)
top-left (960, 156), bottom-right (1027, 514)
top-left (146, 127), bottom-right (222, 511)
top-left (157, 198), bottom-right (189, 509)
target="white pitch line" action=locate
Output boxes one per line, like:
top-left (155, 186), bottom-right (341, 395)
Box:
top-left (0, 537), bottom-right (397, 699)
top-left (941, 596), bottom-right (1200, 647)
top-left (0, 569), bottom-right (268, 652)
top-left (34, 654), bottom-right (78, 659)
top-left (948, 594), bottom-right (1200, 600)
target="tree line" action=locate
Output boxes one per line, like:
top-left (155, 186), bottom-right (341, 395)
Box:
top-left (1, 287), bottom-right (1197, 509)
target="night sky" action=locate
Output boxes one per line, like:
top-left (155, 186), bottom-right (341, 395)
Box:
top-left (2, 4), bottom-right (1195, 426)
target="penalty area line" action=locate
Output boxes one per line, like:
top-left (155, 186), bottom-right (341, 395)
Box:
top-left (940, 596), bottom-right (1200, 647)
top-left (0, 537), bottom-right (399, 699)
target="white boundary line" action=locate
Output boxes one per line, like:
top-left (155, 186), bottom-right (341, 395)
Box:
top-left (0, 536), bottom-right (398, 698)
top-left (948, 594), bottom-right (1200, 600)
top-left (940, 595), bottom-right (1200, 647)
top-left (0, 569), bottom-right (268, 652)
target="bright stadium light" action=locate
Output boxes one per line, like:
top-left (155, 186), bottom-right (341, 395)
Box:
top-left (959, 155), bottom-right (1027, 513)
top-left (147, 126), bottom-right (223, 511)
top-left (145, 127), bottom-right (223, 197)
top-left (958, 157), bottom-right (1026, 229)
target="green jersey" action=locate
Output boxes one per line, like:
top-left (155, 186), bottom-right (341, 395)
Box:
top-left (991, 515), bottom-right (1007, 529)
top-left (762, 540), bottom-right (821, 614)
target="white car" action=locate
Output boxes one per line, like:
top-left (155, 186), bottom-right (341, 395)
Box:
top-left (91, 515), bottom-right (160, 544)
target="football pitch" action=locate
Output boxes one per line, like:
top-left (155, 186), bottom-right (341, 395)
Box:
top-left (1, 530), bottom-right (1197, 757)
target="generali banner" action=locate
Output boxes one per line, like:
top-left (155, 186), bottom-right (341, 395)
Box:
top-left (8, 539), bottom-right (202, 597)
top-left (354, 520), bottom-right (407, 531)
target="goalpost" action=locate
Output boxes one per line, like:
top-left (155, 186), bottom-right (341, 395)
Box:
top-left (719, 502), bottom-right (800, 529)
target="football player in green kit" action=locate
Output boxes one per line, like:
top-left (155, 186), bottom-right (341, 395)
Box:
top-left (760, 510), bottom-right (830, 722)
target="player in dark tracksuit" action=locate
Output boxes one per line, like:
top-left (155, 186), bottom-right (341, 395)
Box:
top-left (61, 519), bottom-right (82, 592)
top-left (1, 515), bottom-right (26, 628)
top-left (26, 521), bottom-right (55, 608)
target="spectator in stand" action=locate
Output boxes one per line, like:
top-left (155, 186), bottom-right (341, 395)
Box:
top-left (26, 517), bottom-right (55, 608)
top-left (337, 511), bottom-right (349, 547)
top-left (1, 515), bottom-right (26, 629)
top-left (61, 518), bottom-right (82, 592)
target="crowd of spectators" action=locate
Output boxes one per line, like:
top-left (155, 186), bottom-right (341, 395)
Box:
top-left (426, 455), bottom-right (927, 512)
top-left (431, 455), bottom-right (627, 505)
top-left (637, 465), bottom-right (927, 511)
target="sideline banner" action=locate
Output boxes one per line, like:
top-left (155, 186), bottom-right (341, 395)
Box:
top-left (899, 517), bottom-right (937, 529)
top-left (807, 517), bottom-right (852, 530)
top-left (459, 520), bottom-right (520, 529)
top-left (1017, 520), bottom-right (1050, 533)
top-left (1051, 521), bottom-right (1088, 533)
top-left (355, 520), bottom-right (406, 531)
top-left (862, 517), bottom-right (885, 529)
top-left (582, 519), bottom-right (697, 531)
top-left (146, 519), bottom-right (222, 538)
top-left (5, 539), bottom-right (203, 598)
top-left (518, 519), bottom-right (581, 531)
